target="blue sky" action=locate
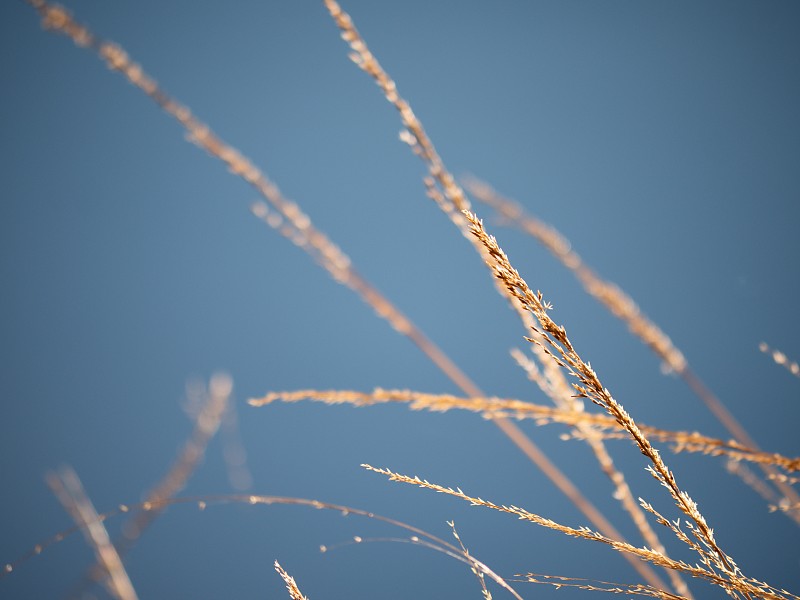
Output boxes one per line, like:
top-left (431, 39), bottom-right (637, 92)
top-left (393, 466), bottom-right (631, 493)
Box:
top-left (2, 1), bottom-right (799, 598)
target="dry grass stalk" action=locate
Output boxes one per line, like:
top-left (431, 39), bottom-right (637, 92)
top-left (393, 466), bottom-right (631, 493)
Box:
top-left (463, 209), bottom-right (742, 578)
top-left (565, 426), bottom-right (799, 473)
top-left (508, 349), bottom-right (693, 599)
top-left (515, 573), bottom-right (688, 599)
top-left (324, 1), bottom-right (692, 593)
top-left (261, 110), bottom-right (674, 599)
top-left (250, 388), bottom-right (800, 472)
top-left (509, 340), bottom-right (691, 595)
top-left (363, 465), bottom-right (795, 600)
top-left (325, 0), bottom-right (472, 217)
top-left (760, 342), bottom-right (800, 379)
top-left (448, 521), bottom-right (492, 600)
top-left (465, 177), bottom-right (800, 519)
top-left (419, 155), bottom-right (656, 567)
top-left (464, 176), bottom-right (687, 375)
top-left (274, 561), bottom-right (310, 600)
top-left (46, 467), bottom-right (139, 600)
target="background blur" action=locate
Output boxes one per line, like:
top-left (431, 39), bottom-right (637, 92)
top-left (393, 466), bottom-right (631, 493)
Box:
top-left (2, 1), bottom-right (799, 598)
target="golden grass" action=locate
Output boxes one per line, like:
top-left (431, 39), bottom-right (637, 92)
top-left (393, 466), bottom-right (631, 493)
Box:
top-left (464, 177), bottom-right (800, 518)
top-left (8, 0), bottom-right (798, 598)
top-left (324, 0), bottom-right (704, 593)
top-left (275, 561), bottom-right (310, 600)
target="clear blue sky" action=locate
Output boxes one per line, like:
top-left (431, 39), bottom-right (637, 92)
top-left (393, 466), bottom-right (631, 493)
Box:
top-left (2, 1), bottom-right (799, 598)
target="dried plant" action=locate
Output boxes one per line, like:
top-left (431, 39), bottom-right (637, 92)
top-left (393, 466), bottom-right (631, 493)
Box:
top-left (4, 1), bottom-right (798, 599)
top-left (249, 388), bottom-right (800, 472)
top-left (463, 177), bottom-right (800, 517)
top-left (275, 561), bottom-right (310, 600)
top-left (362, 465), bottom-right (796, 600)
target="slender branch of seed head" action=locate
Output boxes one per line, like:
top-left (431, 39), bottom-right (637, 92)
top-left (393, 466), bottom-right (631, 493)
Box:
top-left (6, 491), bottom-right (524, 598)
top-left (637, 499), bottom-right (709, 564)
top-left (462, 211), bottom-right (741, 581)
top-left (514, 572), bottom-right (690, 600)
top-left (363, 465), bottom-right (796, 600)
top-left (507, 289), bottom-right (684, 595)
top-left (3, 494), bottom-right (466, 580)
top-left (510, 349), bottom-right (693, 599)
top-left (465, 176), bottom-right (800, 521)
top-left (448, 521), bottom-right (493, 600)
top-left (250, 388), bottom-right (800, 472)
top-left (325, 0), bottom-right (471, 216)
top-left (465, 176), bottom-right (686, 375)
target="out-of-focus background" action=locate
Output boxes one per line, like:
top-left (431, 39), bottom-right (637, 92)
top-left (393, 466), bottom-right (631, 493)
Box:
top-left (2, 1), bottom-right (799, 598)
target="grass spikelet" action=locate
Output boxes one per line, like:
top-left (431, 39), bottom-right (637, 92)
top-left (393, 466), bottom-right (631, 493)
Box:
top-left (515, 572), bottom-right (688, 600)
top-left (462, 210), bottom-right (743, 579)
top-left (465, 177), bottom-right (800, 517)
top-left (250, 388), bottom-right (799, 472)
top-left (464, 176), bottom-right (687, 375)
top-left (274, 561), bottom-right (309, 600)
top-left (4, 492), bottom-right (525, 598)
top-left (362, 465), bottom-right (795, 600)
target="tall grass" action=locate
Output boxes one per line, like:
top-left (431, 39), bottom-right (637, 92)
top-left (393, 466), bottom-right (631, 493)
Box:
top-left (2, 1), bottom-right (799, 598)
